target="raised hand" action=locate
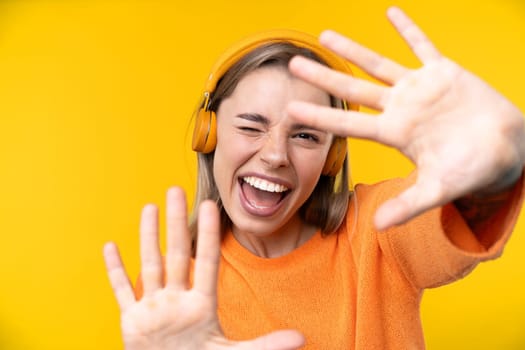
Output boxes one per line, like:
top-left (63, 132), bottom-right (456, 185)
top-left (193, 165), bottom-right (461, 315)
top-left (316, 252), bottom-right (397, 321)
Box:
top-left (287, 6), bottom-right (525, 230)
top-left (104, 187), bottom-right (304, 350)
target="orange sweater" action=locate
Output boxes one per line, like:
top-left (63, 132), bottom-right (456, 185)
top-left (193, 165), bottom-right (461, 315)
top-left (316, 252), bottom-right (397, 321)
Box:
top-left (216, 176), bottom-right (524, 349)
top-left (134, 175), bottom-right (524, 348)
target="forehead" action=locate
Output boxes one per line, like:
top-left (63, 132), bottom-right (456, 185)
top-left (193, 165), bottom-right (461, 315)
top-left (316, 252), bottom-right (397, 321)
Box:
top-left (226, 66), bottom-right (331, 108)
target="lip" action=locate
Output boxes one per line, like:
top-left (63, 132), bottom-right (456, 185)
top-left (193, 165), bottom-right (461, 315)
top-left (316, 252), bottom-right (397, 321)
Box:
top-left (237, 172), bottom-right (292, 217)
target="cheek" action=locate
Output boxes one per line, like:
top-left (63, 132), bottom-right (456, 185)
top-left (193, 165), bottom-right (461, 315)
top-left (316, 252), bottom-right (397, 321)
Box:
top-left (215, 119), bottom-right (258, 167)
top-left (289, 148), bottom-right (329, 187)
top-left (215, 134), bottom-right (252, 170)
top-left (213, 134), bottom-right (253, 193)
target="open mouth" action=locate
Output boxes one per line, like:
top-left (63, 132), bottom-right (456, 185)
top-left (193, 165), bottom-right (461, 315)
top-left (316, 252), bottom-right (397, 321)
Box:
top-left (240, 176), bottom-right (290, 210)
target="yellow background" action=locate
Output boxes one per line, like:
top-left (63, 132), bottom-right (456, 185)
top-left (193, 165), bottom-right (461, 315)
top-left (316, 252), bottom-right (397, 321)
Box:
top-left (1, 0), bottom-right (524, 349)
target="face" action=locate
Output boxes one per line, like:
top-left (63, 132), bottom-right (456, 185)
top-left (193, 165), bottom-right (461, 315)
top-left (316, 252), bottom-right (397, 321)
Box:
top-left (213, 66), bottom-right (333, 239)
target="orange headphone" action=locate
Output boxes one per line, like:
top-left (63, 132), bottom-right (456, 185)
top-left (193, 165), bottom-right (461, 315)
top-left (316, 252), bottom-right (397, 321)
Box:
top-left (192, 29), bottom-right (358, 177)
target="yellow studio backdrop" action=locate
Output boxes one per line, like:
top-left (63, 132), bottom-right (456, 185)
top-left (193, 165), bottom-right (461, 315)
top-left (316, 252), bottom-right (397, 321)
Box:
top-left (0, 0), bottom-right (523, 349)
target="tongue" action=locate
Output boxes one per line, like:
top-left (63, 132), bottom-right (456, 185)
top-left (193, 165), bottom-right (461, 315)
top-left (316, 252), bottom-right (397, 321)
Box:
top-left (243, 182), bottom-right (283, 208)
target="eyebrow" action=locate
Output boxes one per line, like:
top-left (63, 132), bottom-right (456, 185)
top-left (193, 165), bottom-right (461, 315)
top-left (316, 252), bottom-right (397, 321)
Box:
top-left (236, 113), bottom-right (269, 126)
top-left (236, 113), bottom-right (327, 133)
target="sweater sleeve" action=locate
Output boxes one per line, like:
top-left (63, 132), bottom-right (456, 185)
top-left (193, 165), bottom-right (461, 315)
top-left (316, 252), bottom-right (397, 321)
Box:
top-left (366, 170), bottom-right (525, 290)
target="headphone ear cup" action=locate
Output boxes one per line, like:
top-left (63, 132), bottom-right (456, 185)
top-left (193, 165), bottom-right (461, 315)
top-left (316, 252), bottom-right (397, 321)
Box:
top-left (192, 108), bottom-right (217, 153)
top-left (322, 137), bottom-right (347, 176)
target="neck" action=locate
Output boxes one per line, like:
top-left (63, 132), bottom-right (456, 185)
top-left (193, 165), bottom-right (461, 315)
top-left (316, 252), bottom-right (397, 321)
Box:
top-left (232, 216), bottom-right (318, 258)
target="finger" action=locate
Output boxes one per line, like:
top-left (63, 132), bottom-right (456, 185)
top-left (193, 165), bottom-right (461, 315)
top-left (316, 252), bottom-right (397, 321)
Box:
top-left (103, 242), bottom-right (136, 312)
top-left (236, 330), bottom-right (305, 350)
top-left (140, 204), bottom-right (163, 295)
top-left (165, 187), bottom-right (191, 289)
top-left (386, 6), bottom-right (442, 63)
top-left (193, 200), bottom-right (221, 296)
top-left (287, 100), bottom-right (379, 140)
top-left (318, 30), bottom-right (409, 85)
top-left (289, 55), bottom-right (389, 110)
top-left (374, 178), bottom-right (445, 230)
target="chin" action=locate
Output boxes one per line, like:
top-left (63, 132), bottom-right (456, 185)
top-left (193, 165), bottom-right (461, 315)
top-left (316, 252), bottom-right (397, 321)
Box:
top-left (231, 216), bottom-right (286, 237)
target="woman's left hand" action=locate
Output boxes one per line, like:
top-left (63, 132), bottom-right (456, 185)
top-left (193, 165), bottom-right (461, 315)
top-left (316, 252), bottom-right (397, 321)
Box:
top-left (287, 6), bottom-right (525, 230)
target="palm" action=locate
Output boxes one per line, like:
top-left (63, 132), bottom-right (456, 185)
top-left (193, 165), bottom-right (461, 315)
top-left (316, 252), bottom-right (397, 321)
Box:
top-left (120, 290), bottom-right (218, 348)
top-left (104, 188), bottom-right (304, 350)
top-left (287, 7), bottom-right (525, 229)
top-left (379, 58), bottom-right (520, 198)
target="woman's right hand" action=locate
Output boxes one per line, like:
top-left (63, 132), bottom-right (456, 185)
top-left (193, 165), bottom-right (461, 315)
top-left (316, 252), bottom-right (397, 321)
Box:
top-left (103, 187), bottom-right (304, 350)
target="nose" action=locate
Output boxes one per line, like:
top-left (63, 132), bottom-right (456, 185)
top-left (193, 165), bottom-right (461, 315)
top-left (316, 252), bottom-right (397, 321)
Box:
top-left (259, 133), bottom-right (290, 169)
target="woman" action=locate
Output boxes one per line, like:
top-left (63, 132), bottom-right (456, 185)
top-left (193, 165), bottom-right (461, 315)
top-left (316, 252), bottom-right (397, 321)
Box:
top-left (103, 7), bottom-right (525, 350)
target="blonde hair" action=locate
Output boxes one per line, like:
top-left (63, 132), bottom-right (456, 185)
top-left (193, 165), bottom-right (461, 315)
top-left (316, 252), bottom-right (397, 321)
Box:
top-left (189, 42), bottom-right (351, 252)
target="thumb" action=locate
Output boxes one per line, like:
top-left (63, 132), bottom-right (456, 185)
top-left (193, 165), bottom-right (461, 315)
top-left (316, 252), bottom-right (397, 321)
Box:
top-left (236, 330), bottom-right (305, 350)
top-left (374, 178), bottom-right (445, 230)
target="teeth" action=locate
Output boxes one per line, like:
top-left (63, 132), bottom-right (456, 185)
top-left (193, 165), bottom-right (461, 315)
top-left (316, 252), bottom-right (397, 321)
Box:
top-left (243, 176), bottom-right (288, 193)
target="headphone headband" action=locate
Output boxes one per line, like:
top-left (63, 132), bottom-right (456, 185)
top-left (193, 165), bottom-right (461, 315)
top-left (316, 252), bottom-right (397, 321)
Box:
top-left (192, 29), bottom-right (357, 176)
top-left (202, 29), bottom-right (358, 112)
